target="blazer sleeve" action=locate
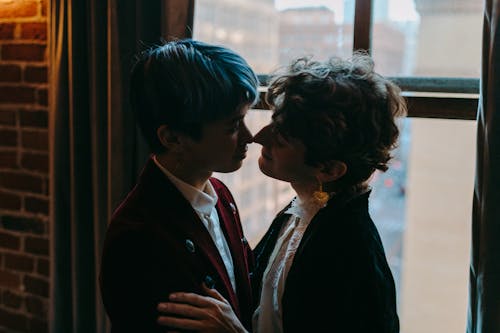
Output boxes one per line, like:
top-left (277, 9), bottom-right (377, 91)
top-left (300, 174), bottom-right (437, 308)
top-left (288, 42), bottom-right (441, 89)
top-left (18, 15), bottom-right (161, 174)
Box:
top-left (99, 220), bottom-right (162, 333)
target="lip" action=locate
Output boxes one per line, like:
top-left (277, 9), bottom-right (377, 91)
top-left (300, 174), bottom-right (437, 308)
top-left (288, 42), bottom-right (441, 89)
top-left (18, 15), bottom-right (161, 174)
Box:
top-left (234, 146), bottom-right (248, 159)
top-left (234, 152), bottom-right (247, 160)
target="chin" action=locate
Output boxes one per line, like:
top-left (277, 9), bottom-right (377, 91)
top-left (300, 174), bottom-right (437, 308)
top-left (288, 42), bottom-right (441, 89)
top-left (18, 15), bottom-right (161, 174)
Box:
top-left (258, 163), bottom-right (292, 183)
top-left (257, 163), bottom-right (277, 180)
top-left (215, 161), bottom-right (243, 173)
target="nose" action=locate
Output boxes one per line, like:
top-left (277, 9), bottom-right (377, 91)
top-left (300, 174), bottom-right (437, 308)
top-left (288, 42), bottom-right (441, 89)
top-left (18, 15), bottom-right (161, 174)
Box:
top-left (239, 122), bottom-right (253, 144)
top-left (252, 124), bottom-right (272, 146)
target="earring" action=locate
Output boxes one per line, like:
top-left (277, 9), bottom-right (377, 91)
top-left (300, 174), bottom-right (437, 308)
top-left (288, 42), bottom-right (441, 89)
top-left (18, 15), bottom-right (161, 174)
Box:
top-left (312, 178), bottom-right (330, 207)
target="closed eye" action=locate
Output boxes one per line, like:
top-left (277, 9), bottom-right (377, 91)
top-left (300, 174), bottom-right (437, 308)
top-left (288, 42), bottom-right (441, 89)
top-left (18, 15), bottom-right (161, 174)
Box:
top-left (227, 119), bottom-right (242, 133)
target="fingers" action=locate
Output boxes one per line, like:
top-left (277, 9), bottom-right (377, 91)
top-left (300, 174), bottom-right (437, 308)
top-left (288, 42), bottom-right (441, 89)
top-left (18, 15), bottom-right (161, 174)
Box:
top-left (202, 283), bottom-right (226, 303)
top-left (157, 302), bottom-right (205, 318)
top-left (168, 291), bottom-right (211, 307)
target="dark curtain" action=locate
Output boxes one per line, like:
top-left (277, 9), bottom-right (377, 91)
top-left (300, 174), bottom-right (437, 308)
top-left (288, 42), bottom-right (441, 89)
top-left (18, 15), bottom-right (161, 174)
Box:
top-left (467, 0), bottom-right (500, 332)
top-left (49, 1), bottom-right (193, 332)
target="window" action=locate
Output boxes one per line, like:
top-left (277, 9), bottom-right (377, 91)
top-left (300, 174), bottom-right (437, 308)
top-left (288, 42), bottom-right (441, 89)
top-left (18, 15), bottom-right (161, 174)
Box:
top-left (191, 1), bottom-right (481, 332)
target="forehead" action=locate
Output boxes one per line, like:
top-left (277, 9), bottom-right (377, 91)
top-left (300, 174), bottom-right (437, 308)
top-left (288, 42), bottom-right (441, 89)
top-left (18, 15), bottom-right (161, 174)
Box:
top-left (222, 103), bottom-right (250, 121)
top-left (203, 103), bottom-right (250, 129)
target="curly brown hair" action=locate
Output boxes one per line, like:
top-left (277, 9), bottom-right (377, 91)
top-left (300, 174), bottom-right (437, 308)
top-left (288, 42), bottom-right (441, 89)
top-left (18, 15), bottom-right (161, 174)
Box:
top-left (266, 51), bottom-right (407, 190)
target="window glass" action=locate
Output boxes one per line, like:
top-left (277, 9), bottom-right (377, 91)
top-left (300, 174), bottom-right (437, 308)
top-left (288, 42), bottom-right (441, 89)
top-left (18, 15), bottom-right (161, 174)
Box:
top-left (193, 0), bottom-right (355, 73)
top-left (372, 0), bottom-right (482, 77)
top-left (399, 117), bottom-right (475, 333)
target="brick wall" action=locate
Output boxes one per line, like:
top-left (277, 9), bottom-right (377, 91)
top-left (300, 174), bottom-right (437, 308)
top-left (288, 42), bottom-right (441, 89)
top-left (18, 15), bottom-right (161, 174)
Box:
top-left (0, 1), bottom-right (49, 333)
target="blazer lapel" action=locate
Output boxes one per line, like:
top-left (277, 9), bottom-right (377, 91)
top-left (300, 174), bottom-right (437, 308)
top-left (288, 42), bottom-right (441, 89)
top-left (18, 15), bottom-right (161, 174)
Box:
top-left (214, 195), bottom-right (248, 317)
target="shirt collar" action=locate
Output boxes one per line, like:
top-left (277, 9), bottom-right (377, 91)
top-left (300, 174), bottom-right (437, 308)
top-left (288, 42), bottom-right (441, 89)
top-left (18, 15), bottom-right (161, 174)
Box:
top-left (153, 155), bottom-right (218, 215)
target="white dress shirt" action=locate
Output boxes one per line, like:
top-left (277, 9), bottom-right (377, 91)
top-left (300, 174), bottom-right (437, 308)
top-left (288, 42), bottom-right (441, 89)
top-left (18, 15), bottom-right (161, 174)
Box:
top-left (253, 195), bottom-right (323, 333)
top-left (153, 156), bottom-right (237, 293)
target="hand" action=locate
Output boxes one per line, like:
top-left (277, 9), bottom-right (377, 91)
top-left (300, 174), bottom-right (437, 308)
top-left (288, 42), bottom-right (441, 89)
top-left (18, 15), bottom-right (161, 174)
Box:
top-left (157, 283), bottom-right (249, 333)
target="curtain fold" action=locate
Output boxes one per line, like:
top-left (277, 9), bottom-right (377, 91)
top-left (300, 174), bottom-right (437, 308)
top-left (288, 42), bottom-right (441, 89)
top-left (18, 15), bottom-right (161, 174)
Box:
top-left (467, 0), bottom-right (500, 332)
top-left (49, 0), bottom-right (184, 332)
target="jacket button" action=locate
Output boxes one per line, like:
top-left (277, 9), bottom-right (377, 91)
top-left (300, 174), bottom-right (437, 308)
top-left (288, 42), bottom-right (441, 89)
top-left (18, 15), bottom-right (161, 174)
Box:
top-left (229, 202), bottom-right (236, 213)
top-left (185, 239), bottom-right (195, 253)
top-left (241, 237), bottom-right (248, 245)
top-left (204, 275), bottom-right (216, 289)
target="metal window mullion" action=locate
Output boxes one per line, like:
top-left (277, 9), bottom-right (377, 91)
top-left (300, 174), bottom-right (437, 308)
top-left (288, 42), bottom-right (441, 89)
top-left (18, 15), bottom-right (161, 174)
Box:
top-left (353, 0), bottom-right (373, 53)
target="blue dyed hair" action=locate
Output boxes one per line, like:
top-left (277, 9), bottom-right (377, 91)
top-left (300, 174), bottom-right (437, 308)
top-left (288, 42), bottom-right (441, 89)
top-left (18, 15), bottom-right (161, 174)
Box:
top-left (130, 39), bottom-right (259, 153)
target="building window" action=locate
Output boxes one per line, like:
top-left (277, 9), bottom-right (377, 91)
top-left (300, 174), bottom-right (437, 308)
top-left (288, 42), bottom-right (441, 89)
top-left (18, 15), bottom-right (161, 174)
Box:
top-left (190, 1), bottom-right (481, 332)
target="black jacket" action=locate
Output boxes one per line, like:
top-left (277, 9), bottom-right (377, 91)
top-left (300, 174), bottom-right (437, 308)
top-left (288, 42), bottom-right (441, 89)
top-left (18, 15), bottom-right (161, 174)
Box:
top-left (253, 190), bottom-right (399, 333)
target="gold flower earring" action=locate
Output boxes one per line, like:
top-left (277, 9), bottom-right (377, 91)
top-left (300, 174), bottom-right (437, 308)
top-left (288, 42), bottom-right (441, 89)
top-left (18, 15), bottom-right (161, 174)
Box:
top-left (312, 178), bottom-right (330, 207)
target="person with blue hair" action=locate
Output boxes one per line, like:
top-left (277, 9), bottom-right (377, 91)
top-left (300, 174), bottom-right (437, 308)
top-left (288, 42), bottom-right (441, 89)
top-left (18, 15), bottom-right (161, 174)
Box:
top-left (99, 39), bottom-right (259, 333)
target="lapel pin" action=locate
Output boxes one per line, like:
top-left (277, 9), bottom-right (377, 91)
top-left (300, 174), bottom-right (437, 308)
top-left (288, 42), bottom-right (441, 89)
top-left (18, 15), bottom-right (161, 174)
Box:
top-left (185, 239), bottom-right (195, 253)
top-left (204, 275), bottom-right (216, 289)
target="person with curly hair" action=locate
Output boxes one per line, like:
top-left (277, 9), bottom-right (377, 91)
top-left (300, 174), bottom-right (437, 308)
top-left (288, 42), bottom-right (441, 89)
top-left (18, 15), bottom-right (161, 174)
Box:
top-left (156, 52), bottom-right (407, 333)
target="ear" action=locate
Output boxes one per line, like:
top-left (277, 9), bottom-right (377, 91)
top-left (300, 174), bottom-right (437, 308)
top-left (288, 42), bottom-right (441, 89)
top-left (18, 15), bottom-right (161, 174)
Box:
top-left (316, 160), bottom-right (347, 183)
top-left (156, 125), bottom-right (182, 152)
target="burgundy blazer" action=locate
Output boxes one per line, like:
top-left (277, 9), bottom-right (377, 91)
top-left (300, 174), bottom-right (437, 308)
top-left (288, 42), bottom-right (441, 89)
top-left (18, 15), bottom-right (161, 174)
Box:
top-left (99, 158), bottom-right (254, 333)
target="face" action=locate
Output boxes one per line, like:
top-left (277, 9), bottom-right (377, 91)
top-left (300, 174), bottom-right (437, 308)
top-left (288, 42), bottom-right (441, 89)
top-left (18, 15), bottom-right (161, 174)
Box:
top-left (252, 121), bottom-right (318, 184)
top-left (181, 104), bottom-right (253, 174)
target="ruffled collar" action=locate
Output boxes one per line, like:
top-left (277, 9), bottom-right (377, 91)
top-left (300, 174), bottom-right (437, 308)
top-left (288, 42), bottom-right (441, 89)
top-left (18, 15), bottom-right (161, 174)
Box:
top-left (284, 192), bottom-right (333, 225)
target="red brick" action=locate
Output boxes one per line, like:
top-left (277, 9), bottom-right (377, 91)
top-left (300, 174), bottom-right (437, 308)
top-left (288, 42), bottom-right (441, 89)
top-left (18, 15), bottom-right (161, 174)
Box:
top-left (21, 130), bottom-right (48, 151)
top-left (43, 177), bottom-right (49, 195)
top-left (0, 171), bottom-right (44, 193)
top-left (24, 236), bottom-right (48, 255)
top-left (2, 290), bottom-right (22, 309)
top-left (41, 0), bottom-right (48, 17)
top-left (23, 275), bottom-right (48, 297)
top-left (1, 44), bottom-right (46, 61)
top-left (24, 66), bottom-right (47, 83)
top-left (30, 317), bottom-right (48, 333)
top-left (0, 308), bottom-right (29, 331)
top-left (26, 295), bottom-right (47, 317)
top-left (0, 86), bottom-right (36, 104)
top-left (0, 190), bottom-right (22, 211)
top-left (0, 23), bottom-right (15, 39)
top-left (0, 231), bottom-right (20, 250)
top-left (36, 258), bottom-right (49, 277)
top-left (0, 128), bottom-right (17, 147)
top-left (1, 215), bottom-right (45, 234)
top-left (24, 196), bottom-right (48, 215)
top-left (0, 150), bottom-right (18, 168)
top-left (21, 22), bottom-right (47, 40)
top-left (0, 110), bottom-right (16, 126)
top-left (0, 1), bottom-right (38, 19)
top-left (37, 88), bottom-right (48, 106)
top-left (5, 253), bottom-right (34, 273)
top-left (20, 110), bottom-right (47, 128)
top-left (0, 64), bottom-right (21, 82)
top-left (21, 152), bottom-right (48, 173)
top-left (0, 270), bottom-right (20, 289)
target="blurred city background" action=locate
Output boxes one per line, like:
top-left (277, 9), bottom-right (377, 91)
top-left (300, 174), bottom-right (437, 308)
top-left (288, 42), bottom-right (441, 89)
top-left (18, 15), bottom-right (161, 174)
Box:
top-left (192, 1), bottom-right (481, 332)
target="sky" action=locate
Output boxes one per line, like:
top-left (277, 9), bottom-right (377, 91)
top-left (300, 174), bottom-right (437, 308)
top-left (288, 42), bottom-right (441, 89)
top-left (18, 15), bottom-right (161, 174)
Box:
top-left (274, 0), bottom-right (419, 22)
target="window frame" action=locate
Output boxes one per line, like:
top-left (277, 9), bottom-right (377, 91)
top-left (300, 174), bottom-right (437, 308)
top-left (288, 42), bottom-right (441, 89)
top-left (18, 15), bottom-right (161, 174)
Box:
top-left (255, 0), bottom-right (480, 121)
